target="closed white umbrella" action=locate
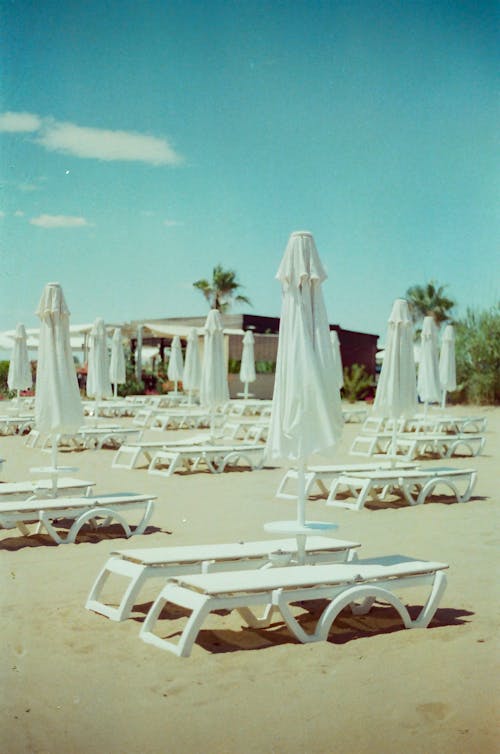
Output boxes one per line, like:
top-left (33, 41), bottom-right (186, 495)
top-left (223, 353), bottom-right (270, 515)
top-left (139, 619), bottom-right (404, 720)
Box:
top-left (87, 318), bottom-right (112, 419)
top-left (439, 324), bottom-right (457, 408)
top-left (8, 323), bottom-right (32, 404)
top-left (239, 330), bottom-right (256, 399)
top-left (34, 282), bottom-right (84, 478)
top-left (330, 329), bottom-right (344, 391)
top-left (200, 309), bottom-right (230, 439)
top-left (109, 328), bottom-right (126, 398)
top-left (266, 231), bottom-right (344, 532)
top-left (417, 315), bottom-right (441, 411)
top-left (183, 328), bottom-right (202, 404)
top-left (373, 298), bottom-right (418, 459)
top-left (167, 335), bottom-right (184, 394)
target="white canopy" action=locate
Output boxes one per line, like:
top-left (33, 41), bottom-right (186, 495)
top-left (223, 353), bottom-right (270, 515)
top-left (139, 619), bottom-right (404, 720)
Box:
top-left (87, 318), bottom-right (112, 400)
top-left (266, 231), bottom-right (344, 464)
top-left (373, 299), bottom-right (417, 420)
top-left (34, 283), bottom-right (83, 436)
top-left (7, 323), bottom-right (32, 392)
top-left (417, 316), bottom-right (441, 405)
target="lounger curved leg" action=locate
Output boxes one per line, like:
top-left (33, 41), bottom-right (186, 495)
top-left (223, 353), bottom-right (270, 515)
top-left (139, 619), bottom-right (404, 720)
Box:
top-left (274, 572), bottom-right (447, 644)
top-left (131, 499), bottom-right (155, 535)
top-left (220, 451), bottom-right (262, 473)
top-left (236, 604), bottom-right (276, 628)
top-left (39, 507), bottom-right (133, 544)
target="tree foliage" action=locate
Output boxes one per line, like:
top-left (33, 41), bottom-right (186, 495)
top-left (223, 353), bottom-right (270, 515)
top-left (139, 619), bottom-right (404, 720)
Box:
top-left (193, 264), bottom-right (251, 313)
top-left (341, 363), bottom-right (375, 403)
top-left (454, 303), bottom-right (500, 405)
top-left (406, 280), bottom-right (455, 329)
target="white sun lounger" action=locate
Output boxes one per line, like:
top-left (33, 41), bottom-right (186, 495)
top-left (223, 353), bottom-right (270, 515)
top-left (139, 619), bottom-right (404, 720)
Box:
top-left (147, 443), bottom-right (266, 476)
top-left (342, 407), bottom-right (368, 423)
top-left (112, 435), bottom-right (211, 470)
top-left (0, 477), bottom-right (94, 501)
top-left (326, 466), bottom-right (477, 510)
top-left (0, 415), bottom-right (35, 435)
top-left (276, 461), bottom-right (418, 501)
top-left (0, 492), bottom-right (156, 544)
top-left (85, 535), bottom-right (361, 622)
top-left (350, 432), bottom-right (485, 460)
top-left (150, 409), bottom-right (211, 431)
top-left (139, 554), bottom-right (448, 657)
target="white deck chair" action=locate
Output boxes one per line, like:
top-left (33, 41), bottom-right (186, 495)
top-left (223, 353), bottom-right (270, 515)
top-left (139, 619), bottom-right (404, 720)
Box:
top-left (276, 461), bottom-right (418, 500)
top-left (139, 555), bottom-right (448, 657)
top-left (0, 477), bottom-right (94, 502)
top-left (350, 432), bottom-right (485, 460)
top-left (326, 466), bottom-right (477, 510)
top-left (0, 492), bottom-right (155, 544)
top-left (85, 535), bottom-right (361, 621)
top-left (147, 443), bottom-right (266, 477)
top-left (112, 435), bottom-right (211, 470)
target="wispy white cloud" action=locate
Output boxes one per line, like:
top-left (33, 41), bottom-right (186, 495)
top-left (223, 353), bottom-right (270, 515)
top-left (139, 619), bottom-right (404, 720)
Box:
top-left (18, 182), bottom-right (41, 192)
top-left (0, 111), bottom-right (41, 132)
top-left (0, 111), bottom-right (182, 166)
top-left (164, 219), bottom-right (183, 227)
top-left (36, 120), bottom-right (182, 165)
top-left (14, 210), bottom-right (25, 217)
top-left (0, 210), bottom-right (5, 218)
top-left (30, 214), bottom-right (90, 229)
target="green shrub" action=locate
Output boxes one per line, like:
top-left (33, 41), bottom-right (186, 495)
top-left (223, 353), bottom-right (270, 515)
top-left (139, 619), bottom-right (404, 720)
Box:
top-left (341, 363), bottom-right (375, 403)
top-left (0, 361), bottom-right (15, 398)
top-left (454, 304), bottom-right (500, 404)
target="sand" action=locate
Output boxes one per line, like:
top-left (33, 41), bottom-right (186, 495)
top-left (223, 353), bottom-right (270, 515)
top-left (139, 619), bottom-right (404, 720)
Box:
top-left (1, 403), bottom-right (498, 754)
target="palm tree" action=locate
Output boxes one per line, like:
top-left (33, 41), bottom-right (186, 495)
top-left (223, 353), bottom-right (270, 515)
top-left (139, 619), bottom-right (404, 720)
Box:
top-left (193, 264), bottom-right (252, 313)
top-left (406, 280), bottom-right (455, 329)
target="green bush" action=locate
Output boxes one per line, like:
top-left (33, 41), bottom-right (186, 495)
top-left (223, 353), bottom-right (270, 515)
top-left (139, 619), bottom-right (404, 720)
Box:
top-left (0, 361), bottom-right (15, 398)
top-left (454, 304), bottom-right (500, 404)
top-left (341, 363), bottom-right (375, 403)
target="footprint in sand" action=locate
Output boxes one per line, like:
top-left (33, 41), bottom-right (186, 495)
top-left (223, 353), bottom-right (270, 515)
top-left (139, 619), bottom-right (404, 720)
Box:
top-left (416, 702), bottom-right (450, 722)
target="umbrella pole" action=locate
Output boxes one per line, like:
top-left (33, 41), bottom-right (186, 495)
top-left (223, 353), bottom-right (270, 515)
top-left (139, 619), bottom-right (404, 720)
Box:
top-left (390, 423), bottom-right (397, 468)
top-left (441, 390), bottom-right (446, 409)
top-left (51, 437), bottom-right (58, 493)
top-left (114, 383), bottom-right (118, 399)
top-left (243, 382), bottom-right (249, 400)
top-left (297, 460), bottom-right (306, 527)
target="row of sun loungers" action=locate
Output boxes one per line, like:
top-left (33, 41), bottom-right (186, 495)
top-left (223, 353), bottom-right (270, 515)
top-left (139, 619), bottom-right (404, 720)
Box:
top-left (24, 425), bottom-right (143, 451)
top-left (85, 538), bottom-right (448, 658)
top-left (362, 413), bottom-right (487, 435)
top-left (0, 491), bottom-right (156, 544)
top-left (350, 431), bottom-right (485, 460)
top-left (276, 462), bottom-right (477, 510)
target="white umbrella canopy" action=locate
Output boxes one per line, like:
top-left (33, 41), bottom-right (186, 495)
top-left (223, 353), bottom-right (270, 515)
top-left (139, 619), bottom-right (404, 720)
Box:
top-left (239, 330), bottom-right (256, 399)
top-left (183, 327), bottom-right (202, 403)
top-left (266, 231), bottom-right (344, 526)
top-left (439, 324), bottom-right (457, 408)
top-left (109, 327), bottom-right (126, 398)
top-left (87, 318), bottom-right (112, 417)
top-left (330, 329), bottom-right (344, 391)
top-left (417, 315), bottom-right (441, 408)
top-left (34, 282), bottom-right (84, 471)
top-left (7, 323), bottom-right (32, 400)
top-left (167, 335), bottom-right (184, 394)
top-left (199, 309), bottom-right (230, 437)
top-left (373, 298), bottom-right (418, 457)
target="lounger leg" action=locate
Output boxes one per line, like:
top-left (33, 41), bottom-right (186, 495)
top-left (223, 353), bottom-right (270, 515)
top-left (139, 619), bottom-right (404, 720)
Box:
top-left (86, 560), bottom-right (151, 621)
top-left (140, 585), bottom-right (213, 658)
top-left (131, 500), bottom-right (155, 536)
top-left (236, 604), bottom-right (277, 628)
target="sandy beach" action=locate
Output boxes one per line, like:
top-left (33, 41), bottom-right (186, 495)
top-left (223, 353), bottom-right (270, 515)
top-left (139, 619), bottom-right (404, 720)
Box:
top-left (1, 403), bottom-right (498, 754)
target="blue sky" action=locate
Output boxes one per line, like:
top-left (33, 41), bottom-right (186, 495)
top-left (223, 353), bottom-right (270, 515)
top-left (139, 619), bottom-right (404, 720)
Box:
top-left (1, 0), bottom-right (498, 342)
